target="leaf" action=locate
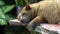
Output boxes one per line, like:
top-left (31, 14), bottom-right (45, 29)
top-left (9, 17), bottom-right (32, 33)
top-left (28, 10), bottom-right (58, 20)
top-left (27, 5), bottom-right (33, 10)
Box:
top-left (0, 11), bottom-right (5, 19)
top-left (0, 12), bottom-right (15, 25)
top-left (0, 19), bottom-right (7, 25)
top-left (5, 14), bottom-right (15, 21)
top-left (0, 0), bottom-right (5, 6)
top-left (2, 5), bottom-right (15, 13)
top-left (0, 8), bottom-right (3, 11)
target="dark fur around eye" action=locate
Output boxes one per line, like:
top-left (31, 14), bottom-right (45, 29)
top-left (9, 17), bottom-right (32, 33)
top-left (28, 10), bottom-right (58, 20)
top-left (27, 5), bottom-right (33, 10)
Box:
top-left (22, 13), bottom-right (25, 15)
top-left (22, 12), bottom-right (28, 15)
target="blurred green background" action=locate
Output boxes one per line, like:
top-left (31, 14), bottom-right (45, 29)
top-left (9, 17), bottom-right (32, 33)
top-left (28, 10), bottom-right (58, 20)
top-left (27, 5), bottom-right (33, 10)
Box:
top-left (0, 0), bottom-right (41, 34)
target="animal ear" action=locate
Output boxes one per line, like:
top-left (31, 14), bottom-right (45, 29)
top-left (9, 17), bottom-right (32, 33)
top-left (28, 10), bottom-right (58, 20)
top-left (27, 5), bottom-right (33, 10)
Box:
top-left (25, 5), bottom-right (31, 10)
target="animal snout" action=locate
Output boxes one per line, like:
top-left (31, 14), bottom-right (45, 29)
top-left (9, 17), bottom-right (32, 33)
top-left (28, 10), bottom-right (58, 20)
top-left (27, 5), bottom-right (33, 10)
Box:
top-left (21, 19), bottom-right (24, 22)
top-left (20, 19), bottom-right (25, 23)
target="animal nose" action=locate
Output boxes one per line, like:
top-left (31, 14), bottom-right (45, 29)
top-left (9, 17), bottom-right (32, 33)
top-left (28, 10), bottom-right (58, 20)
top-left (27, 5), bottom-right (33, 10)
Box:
top-left (21, 20), bottom-right (23, 22)
top-left (21, 19), bottom-right (25, 23)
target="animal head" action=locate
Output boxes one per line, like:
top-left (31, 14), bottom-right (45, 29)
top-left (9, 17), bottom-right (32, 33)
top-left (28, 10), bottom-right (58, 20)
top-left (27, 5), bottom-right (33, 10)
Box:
top-left (17, 5), bottom-right (35, 23)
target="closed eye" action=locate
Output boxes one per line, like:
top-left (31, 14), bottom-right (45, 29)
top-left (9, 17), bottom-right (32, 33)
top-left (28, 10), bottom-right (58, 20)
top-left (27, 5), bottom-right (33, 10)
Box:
top-left (22, 12), bottom-right (28, 15)
top-left (22, 13), bottom-right (25, 15)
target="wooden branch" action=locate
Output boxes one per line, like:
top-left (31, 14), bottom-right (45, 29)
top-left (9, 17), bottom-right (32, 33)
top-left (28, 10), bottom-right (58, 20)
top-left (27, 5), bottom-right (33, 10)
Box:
top-left (35, 24), bottom-right (60, 34)
top-left (9, 19), bottom-right (60, 34)
top-left (8, 19), bottom-right (25, 26)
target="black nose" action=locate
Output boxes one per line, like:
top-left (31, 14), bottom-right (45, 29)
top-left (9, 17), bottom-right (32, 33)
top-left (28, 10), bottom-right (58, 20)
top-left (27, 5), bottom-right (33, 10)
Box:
top-left (21, 20), bottom-right (24, 23)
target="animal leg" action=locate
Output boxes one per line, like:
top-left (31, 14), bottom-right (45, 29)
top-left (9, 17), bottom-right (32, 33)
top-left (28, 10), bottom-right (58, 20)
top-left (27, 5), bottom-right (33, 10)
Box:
top-left (27, 16), bottom-right (44, 34)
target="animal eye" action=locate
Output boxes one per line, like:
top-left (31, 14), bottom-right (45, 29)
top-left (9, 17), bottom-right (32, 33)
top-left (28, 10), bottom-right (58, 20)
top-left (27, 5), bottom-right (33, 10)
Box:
top-left (22, 13), bottom-right (25, 15)
top-left (22, 12), bottom-right (28, 15)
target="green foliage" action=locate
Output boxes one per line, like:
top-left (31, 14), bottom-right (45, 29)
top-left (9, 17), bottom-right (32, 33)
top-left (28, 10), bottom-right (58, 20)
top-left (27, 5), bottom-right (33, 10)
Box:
top-left (5, 14), bottom-right (15, 21)
top-left (0, 5), bottom-right (15, 25)
top-left (0, 11), bottom-right (5, 19)
top-left (15, 0), bottom-right (38, 7)
top-left (0, 0), bottom-right (15, 25)
top-left (15, 0), bottom-right (28, 7)
top-left (2, 5), bottom-right (15, 13)
top-left (0, 0), bottom-right (5, 6)
top-left (0, 19), bottom-right (7, 25)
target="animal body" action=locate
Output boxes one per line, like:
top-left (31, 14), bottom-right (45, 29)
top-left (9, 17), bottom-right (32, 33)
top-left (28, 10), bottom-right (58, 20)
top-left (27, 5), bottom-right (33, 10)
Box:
top-left (17, 0), bottom-right (60, 33)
